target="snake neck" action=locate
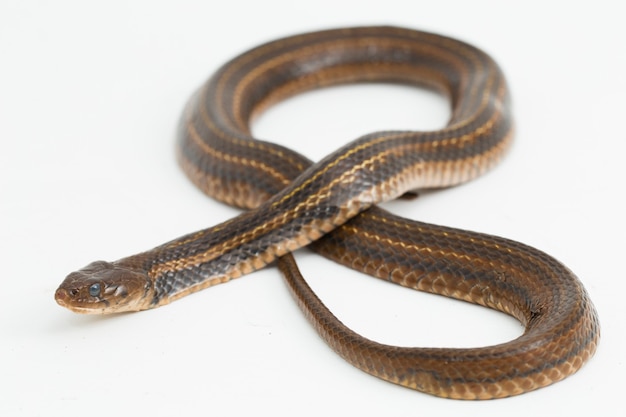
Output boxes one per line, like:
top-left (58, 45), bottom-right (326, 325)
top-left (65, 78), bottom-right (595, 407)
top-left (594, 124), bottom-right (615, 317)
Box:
top-left (131, 134), bottom-right (422, 307)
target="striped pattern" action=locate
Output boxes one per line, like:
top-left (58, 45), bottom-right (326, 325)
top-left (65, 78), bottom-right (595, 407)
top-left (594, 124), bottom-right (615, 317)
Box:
top-left (55, 26), bottom-right (598, 399)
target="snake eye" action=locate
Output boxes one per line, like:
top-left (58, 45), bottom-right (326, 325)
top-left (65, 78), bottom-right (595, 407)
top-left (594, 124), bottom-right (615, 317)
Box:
top-left (89, 283), bottom-right (102, 297)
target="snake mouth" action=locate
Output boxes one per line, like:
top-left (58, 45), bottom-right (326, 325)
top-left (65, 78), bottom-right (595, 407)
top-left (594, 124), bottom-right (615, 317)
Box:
top-left (54, 288), bottom-right (107, 314)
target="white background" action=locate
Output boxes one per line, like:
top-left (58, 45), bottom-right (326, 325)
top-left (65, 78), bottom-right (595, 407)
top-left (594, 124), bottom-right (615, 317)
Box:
top-left (1, 1), bottom-right (624, 415)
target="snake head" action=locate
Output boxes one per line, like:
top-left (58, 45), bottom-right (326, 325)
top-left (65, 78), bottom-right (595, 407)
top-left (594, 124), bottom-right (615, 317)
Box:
top-left (55, 261), bottom-right (153, 314)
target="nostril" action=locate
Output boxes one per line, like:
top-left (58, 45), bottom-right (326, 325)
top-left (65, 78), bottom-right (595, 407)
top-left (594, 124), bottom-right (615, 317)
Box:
top-left (54, 289), bottom-right (66, 304)
top-left (70, 289), bottom-right (79, 296)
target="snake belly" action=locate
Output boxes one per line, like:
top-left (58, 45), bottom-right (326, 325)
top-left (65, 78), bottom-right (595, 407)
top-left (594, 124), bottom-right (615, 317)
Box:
top-left (55, 26), bottom-right (599, 400)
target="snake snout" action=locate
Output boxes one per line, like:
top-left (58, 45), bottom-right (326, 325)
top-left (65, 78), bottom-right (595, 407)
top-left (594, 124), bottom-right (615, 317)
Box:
top-left (54, 287), bottom-right (67, 304)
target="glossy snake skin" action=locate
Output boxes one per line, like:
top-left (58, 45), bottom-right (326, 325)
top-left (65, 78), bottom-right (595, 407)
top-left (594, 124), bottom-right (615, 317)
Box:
top-left (55, 27), bottom-right (599, 399)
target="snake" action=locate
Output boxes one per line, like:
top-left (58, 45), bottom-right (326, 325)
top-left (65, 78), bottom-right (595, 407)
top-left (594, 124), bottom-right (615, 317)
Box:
top-left (54, 26), bottom-right (599, 399)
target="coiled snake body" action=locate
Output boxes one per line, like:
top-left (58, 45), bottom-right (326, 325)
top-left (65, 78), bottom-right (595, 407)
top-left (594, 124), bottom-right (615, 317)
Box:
top-left (55, 27), bottom-right (599, 399)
